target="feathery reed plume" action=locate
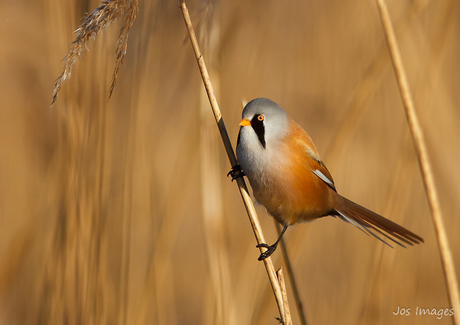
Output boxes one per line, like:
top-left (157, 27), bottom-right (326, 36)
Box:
top-left (376, 0), bottom-right (460, 322)
top-left (51, 0), bottom-right (138, 106)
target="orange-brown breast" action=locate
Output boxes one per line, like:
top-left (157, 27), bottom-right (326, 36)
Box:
top-left (261, 119), bottom-right (336, 225)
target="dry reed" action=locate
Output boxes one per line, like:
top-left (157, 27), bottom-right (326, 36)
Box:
top-left (51, 0), bottom-right (138, 106)
top-left (198, 12), bottom-right (235, 323)
top-left (179, 0), bottom-right (288, 322)
top-left (276, 268), bottom-right (292, 325)
top-left (1, 1), bottom-right (458, 324)
top-left (275, 222), bottom-right (308, 325)
top-left (376, 1), bottom-right (460, 323)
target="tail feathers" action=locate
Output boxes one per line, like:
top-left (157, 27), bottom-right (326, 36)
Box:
top-left (335, 197), bottom-right (424, 248)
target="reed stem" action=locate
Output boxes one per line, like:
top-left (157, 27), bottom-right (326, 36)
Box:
top-left (376, 1), bottom-right (460, 322)
top-left (275, 222), bottom-right (308, 325)
top-left (179, 0), bottom-right (288, 322)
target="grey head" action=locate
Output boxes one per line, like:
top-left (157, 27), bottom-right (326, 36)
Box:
top-left (236, 98), bottom-right (290, 193)
top-left (237, 98), bottom-right (289, 150)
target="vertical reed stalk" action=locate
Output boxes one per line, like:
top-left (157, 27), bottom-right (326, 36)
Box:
top-left (376, 1), bottom-right (460, 322)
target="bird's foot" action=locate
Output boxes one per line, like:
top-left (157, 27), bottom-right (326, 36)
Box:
top-left (256, 242), bottom-right (278, 261)
top-left (227, 164), bottom-right (244, 181)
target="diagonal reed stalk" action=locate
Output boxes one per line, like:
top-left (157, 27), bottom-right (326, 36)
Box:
top-left (376, 0), bottom-right (460, 322)
top-left (179, 0), bottom-right (289, 322)
top-left (276, 268), bottom-right (292, 325)
top-left (198, 16), bottom-right (235, 323)
top-left (275, 222), bottom-right (308, 325)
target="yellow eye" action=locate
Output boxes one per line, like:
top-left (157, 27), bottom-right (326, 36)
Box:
top-left (258, 115), bottom-right (264, 121)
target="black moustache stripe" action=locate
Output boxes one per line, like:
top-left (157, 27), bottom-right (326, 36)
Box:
top-left (251, 114), bottom-right (266, 149)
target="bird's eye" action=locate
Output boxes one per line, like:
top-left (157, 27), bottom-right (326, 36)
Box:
top-left (258, 115), bottom-right (264, 121)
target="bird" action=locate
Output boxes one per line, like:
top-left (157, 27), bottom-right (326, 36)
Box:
top-left (235, 98), bottom-right (423, 261)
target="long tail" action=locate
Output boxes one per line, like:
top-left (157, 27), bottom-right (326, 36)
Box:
top-left (334, 196), bottom-right (424, 248)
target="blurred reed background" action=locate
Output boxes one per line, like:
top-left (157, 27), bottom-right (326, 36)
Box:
top-left (0, 0), bottom-right (459, 324)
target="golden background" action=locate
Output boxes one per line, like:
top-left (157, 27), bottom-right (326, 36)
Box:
top-left (0, 0), bottom-right (459, 324)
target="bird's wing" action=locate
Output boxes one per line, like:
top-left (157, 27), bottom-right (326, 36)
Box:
top-left (288, 118), bottom-right (337, 192)
top-left (311, 166), bottom-right (336, 192)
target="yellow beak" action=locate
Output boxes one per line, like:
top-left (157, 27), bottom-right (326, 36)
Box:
top-left (239, 118), bottom-right (251, 127)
